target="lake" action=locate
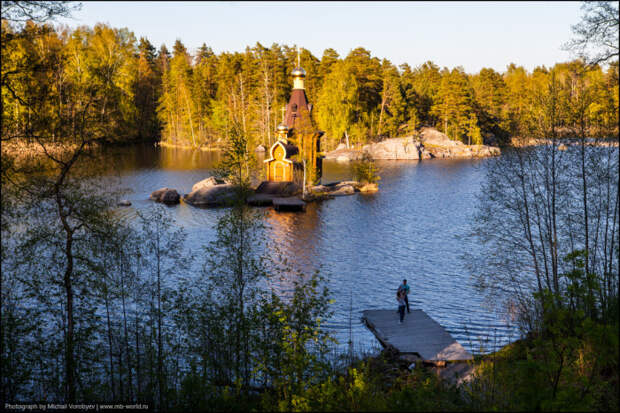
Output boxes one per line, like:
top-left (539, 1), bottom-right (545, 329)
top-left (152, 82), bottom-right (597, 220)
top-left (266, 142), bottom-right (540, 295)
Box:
top-left (102, 143), bottom-right (519, 355)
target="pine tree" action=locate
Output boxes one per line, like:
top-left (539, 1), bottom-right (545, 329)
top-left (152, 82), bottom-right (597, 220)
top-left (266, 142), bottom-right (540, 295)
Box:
top-left (135, 37), bottom-right (161, 140)
top-left (377, 59), bottom-right (406, 138)
top-left (316, 61), bottom-right (357, 150)
top-left (193, 43), bottom-right (217, 144)
top-left (431, 67), bottom-right (476, 142)
top-left (471, 67), bottom-right (507, 138)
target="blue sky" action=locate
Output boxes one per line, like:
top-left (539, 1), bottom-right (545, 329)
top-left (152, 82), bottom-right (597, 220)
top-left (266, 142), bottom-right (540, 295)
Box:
top-left (56, 1), bottom-right (584, 74)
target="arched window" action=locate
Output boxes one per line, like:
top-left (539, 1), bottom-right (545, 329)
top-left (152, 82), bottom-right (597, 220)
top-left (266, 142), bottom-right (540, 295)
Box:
top-left (291, 103), bottom-right (298, 112)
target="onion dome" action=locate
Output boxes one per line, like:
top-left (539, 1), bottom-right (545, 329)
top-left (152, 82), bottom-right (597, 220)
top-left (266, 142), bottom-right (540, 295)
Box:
top-left (291, 67), bottom-right (306, 78)
top-left (276, 123), bottom-right (289, 133)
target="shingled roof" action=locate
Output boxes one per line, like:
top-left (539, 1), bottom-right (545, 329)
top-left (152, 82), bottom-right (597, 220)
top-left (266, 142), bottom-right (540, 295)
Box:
top-left (285, 89), bottom-right (310, 130)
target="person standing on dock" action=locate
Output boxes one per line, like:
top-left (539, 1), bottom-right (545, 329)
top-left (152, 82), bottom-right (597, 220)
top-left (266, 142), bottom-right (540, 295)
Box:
top-left (397, 289), bottom-right (407, 323)
top-left (398, 279), bottom-right (410, 313)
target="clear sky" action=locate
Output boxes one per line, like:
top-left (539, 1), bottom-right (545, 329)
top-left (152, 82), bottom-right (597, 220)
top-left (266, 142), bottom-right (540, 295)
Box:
top-left (55, 1), bottom-right (585, 74)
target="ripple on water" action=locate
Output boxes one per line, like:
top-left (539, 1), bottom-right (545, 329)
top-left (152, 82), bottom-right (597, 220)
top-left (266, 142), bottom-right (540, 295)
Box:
top-left (100, 146), bottom-right (521, 354)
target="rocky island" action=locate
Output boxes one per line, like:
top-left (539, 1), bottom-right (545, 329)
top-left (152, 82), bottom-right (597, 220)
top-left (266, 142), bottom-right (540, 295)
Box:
top-left (324, 127), bottom-right (500, 162)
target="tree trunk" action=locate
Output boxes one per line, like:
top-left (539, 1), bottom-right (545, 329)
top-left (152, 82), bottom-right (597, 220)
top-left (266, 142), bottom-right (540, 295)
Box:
top-left (182, 87), bottom-right (196, 147)
top-left (60, 206), bottom-right (76, 403)
top-left (120, 259), bottom-right (134, 400)
top-left (104, 286), bottom-right (116, 401)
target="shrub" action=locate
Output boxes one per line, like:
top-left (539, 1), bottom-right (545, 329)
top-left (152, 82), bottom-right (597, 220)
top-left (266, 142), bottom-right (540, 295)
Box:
top-left (351, 152), bottom-right (381, 185)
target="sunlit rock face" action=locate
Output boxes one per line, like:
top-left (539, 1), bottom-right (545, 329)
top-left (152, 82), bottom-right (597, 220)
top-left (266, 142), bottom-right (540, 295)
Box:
top-left (149, 187), bottom-right (180, 204)
top-left (418, 127), bottom-right (500, 158)
top-left (323, 127), bottom-right (500, 161)
top-left (358, 183), bottom-right (379, 193)
top-left (309, 181), bottom-right (363, 197)
top-left (191, 176), bottom-right (227, 192)
top-left (184, 178), bottom-right (236, 206)
top-left (323, 149), bottom-right (363, 162)
top-left (363, 138), bottom-right (423, 160)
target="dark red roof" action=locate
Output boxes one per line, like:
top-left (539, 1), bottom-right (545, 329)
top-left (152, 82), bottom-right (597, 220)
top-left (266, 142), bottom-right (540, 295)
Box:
top-left (285, 89), bottom-right (309, 129)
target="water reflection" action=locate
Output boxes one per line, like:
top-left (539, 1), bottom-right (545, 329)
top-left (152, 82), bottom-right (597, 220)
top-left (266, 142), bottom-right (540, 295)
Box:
top-left (264, 203), bottom-right (323, 272)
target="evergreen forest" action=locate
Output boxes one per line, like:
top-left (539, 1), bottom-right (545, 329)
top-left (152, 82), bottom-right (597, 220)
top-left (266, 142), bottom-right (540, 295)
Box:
top-left (3, 17), bottom-right (618, 152)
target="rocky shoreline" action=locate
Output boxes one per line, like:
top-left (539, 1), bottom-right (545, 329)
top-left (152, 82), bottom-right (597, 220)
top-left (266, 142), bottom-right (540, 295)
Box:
top-left (149, 177), bottom-right (378, 208)
top-left (324, 127), bottom-right (500, 162)
top-left (509, 135), bottom-right (619, 148)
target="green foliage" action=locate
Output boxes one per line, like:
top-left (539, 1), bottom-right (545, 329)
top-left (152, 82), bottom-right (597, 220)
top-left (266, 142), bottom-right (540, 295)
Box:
top-left (316, 60), bottom-right (357, 149)
top-left (351, 152), bottom-right (381, 185)
top-left (213, 120), bottom-right (256, 202)
top-left (471, 67), bottom-right (508, 139)
top-left (466, 302), bottom-right (618, 411)
top-left (431, 67), bottom-right (477, 143)
top-left (464, 247), bottom-right (619, 411)
top-left (467, 113), bottom-right (483, 145)
top-left (378, 59), bottom-right (407, 138)
top-left (258, 271), bottom-right (335, 411)
top-left (2, 20), bottom-right (158, 145)
top-left (3, 19), bottom-right (618, 151)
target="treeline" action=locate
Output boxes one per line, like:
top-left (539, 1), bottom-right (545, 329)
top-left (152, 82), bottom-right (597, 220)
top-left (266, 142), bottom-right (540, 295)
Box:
top-left (3, 20), bottom-right (618, 152)
top-left (2, 21), bottom-right (161, 145)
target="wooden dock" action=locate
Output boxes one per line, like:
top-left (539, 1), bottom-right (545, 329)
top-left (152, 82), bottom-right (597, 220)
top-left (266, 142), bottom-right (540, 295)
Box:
top-left (272, 196), bottom-right (306, 212)
top-left (246, 193), bottom-right (275, 206)
top-left (362, 309), bottom-right (473, 362)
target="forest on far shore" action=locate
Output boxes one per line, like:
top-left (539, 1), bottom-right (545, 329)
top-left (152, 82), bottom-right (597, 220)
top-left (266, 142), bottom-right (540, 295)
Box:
top-left (2, 19), bottom-right (618, 152)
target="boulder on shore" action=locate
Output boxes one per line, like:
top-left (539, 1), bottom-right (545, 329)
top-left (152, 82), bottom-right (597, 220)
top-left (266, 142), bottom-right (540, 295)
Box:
top-left (323, 148), bottom-right (363, 162)
top-left (192, 176), bottom-right (228, 192)
top-left (184, 177), bottom-right (237, 206)
top-left (363, 137), bottom-right (423, 160)
top-left (419, 127), bottom-right (460, 147)
top-left (358, 183), bottom-right (379, 193)
top-left (331, 184), bottom-right (356, 196)
top-left (150, 188), bottom-right (180, 204)
top-left (310, 181), bottom-right (364, 197)
top-left (419, 127), bottom-right (500, 158)
top-left (117, 199), bottom-right (132, 207)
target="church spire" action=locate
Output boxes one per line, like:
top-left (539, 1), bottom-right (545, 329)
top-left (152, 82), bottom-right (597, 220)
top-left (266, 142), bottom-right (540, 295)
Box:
top-left (291, 45), bottom-right (306, 90)
top-left (276, 105), bottom-right (288, 142)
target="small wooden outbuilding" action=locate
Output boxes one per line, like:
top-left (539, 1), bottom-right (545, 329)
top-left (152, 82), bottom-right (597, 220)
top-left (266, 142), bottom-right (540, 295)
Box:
top-left (264, 139), bottom-right (303, 185)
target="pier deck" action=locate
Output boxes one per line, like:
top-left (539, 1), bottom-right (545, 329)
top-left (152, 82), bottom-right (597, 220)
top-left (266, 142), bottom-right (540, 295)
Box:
top-left (272, 197), bottom-right (306, 212)
top-left (362, 309), bottom-right (473, 362)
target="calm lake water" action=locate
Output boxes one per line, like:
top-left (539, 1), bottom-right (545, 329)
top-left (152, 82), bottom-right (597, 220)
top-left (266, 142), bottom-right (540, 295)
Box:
top-left (101, 143), bottom-right (519, 355)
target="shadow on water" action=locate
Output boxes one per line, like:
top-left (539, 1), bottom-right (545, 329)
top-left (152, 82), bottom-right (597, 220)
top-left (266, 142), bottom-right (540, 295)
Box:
top-left (99, 144), bottom-right (519, 354)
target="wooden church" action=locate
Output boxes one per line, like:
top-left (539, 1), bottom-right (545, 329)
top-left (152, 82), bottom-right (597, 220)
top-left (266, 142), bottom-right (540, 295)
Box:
top-left (264, 123), bottom-right (303, 182)
top-left (264, 48), bottom-right (324, 187)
